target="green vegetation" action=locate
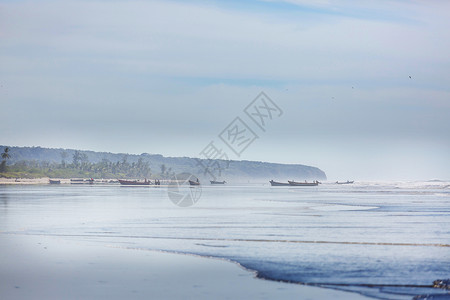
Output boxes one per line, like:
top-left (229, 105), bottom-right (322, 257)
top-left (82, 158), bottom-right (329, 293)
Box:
top-left (0, 151), bottom-right (152, 179)
top-left (0, 145), bottom-right (328, 181)
top-left (160, 164), bottom-right (175, 179)
top-left (0, 147), bottom-right (10, 172)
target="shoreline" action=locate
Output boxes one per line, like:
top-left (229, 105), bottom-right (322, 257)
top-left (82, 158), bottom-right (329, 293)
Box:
top-left (0, 234), bottom-right (371, 300)
top-left (0, 178), bottom-right (128, 185)
top-left (0, 178), bottom-right (172, 185)
top-left (0, 177), bottom-right (54, 184)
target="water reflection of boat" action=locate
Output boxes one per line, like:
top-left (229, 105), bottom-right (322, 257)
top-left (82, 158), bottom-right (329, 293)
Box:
top-left (118, 179), bottom-right (151, 185)
top-left (288, 180), bottom-right (319, 186)
top-left (336, 181), bottom-right (354, 184)
top-left (49, 179), bottom-right (60, 184)
top-left (210, 180), bottom-right (226, 184)
top-left (269, 180), bottom-right (290, 186)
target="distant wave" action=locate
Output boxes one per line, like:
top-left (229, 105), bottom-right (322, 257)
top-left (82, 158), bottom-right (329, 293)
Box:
top-left (349, 181), bottom-right (450, 190)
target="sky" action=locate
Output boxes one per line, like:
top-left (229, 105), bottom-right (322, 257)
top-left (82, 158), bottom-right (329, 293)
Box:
top-left (1, 0), bottom-right (449, 180)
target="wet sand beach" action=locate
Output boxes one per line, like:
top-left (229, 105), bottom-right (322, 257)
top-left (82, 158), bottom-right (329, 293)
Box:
top-left (0, 234), bottom-right (370, 300)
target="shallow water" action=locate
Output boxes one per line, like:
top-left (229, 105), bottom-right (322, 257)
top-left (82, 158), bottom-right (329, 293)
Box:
top-left (1, 181), bottom-right (449, 299)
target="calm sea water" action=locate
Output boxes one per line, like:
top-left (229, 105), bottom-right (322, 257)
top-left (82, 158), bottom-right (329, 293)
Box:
top-left (1, 181), bottom-right (449, 299)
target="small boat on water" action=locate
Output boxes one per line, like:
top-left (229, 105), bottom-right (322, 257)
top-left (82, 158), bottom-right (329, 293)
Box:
top-left (269, 180), bottom-right (290, 186)
top-left (70, 178), bottom-right (94, 184)
top-left (336, 180), bottom-right (354, 184)
top-left (70, 178), bottom-right (84, 184)
top-left (118, 179), bottom-right (151, 186)
top-left (210, 180), bottom-right (226, 184)
top-left (288, 180), bottom-right (319, 186)
top-left (189, 179), bottom-right (200, 186)
top-left (49, 179), bottom-right (60, 184)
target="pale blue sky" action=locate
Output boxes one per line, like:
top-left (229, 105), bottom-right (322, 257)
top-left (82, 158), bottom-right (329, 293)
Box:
top-left (1, 0), bottom-right (449, 180)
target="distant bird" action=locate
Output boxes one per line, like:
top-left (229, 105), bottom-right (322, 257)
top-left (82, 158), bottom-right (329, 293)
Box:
top-left (409, 76), bottom-right (412, 79)
top-left (352, 86), bottom-right (354, 89)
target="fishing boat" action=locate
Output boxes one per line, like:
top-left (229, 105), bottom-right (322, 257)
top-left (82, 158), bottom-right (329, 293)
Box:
top-left (189, 179), bottom-right (200, 186)
top-left (70, 178), bottom-right (85, 184)
top-left (288, 180), bottom-right (319, 186)
top-left (269, 180), bottom-right (290, 186)
top-left (49, 179), bottom-right (60, 184)
top-left (118, 179), bottom-right (151, 186)
top-left (210, 180), bottom-right (226, 184)
top-left (336, 180), bottom-right (354, 184)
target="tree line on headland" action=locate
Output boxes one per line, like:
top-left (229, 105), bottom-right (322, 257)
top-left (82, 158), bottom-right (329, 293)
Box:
top-left (0, 148), bottom-right (176, 179)
top-left (0, 146), bottom-right (327, 181)
top-left (1, 150), bottom-right (155, 179)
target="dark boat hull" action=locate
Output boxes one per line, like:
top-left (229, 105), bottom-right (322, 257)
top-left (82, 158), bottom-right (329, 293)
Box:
top-left (189, 180), bottom-right (200, 186)
top-left (70, 178), bottom-right (94, 184)
top-left (210, 181), bottom-right (226, 184)
top-left (70, 179), bottom-right (84, 184)
top-left (269, 180), bottom-right (290, 186)
top-left (119, 179), bottom-right (150, 185)
top-left (49, 180), bottom-right (60, 184)
top-left (288, 181), bottom-right (319, 186)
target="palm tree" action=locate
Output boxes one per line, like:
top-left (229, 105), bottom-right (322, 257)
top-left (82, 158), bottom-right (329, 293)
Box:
top-left (1, 147), bottom-right (10, 160)
top-left (1, 147), bottom-right (10, 172)
top-left (60, 151), bottom-right (68, 167)
top-left (160, 164), bottom-right (166, 178)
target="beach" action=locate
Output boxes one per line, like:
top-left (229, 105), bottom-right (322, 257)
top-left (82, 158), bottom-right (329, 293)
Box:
top-left (0, 177), bottom-right (56, 185)
top-left (0, 234), bottom-right (369, 300)
top-left (1, 182), bottom-right (448, 299)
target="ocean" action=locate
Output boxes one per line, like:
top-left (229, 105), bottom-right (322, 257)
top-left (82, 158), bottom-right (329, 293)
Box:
top-left (1, 181), bottom-right (449, 299)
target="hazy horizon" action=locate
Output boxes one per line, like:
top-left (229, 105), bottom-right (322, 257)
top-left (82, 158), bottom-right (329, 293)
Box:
top-left (1, 0), bottom-right (449, 181)
top-left (2, 144), bottom-right (448, 182)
